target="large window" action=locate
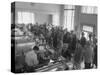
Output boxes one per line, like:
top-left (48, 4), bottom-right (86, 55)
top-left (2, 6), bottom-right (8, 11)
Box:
top-left (64, 5), bottom-right (75, 31)
top-left (18, 12), bottom-right (35, 24)
top-left (52, 14), bottom-right (59, 26)
top-left (83, 25), bottom-right (93, 32)
top-left (81, 6), bottom-right (97, 14)
top-left (81, 25), bottom-right (93, 40)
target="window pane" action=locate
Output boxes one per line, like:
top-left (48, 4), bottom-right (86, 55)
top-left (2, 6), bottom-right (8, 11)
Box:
top-left (18, 12), bottom-right (35, 24)
top-left (64, 5), bottom-right (75, 31)
top-left (18, 12), bottom-right (23, 24)
top-left (64, 5), bottom-right (75, 9)
top-left (52, 14), bottom-right (59, 26)
top-left (81, 6), bottom-right (97, 14)
top-left (31, 13), bottom-right (35, 24)
top-left (83, 25), bottom-right (93, 32)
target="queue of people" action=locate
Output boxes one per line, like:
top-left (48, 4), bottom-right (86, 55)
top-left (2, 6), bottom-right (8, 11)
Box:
top-left (13, 23), bottom-right (97, 72)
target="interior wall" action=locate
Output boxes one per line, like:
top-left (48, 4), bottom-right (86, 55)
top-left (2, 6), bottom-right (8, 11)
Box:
top-left (15, 2), bottom-right (61, 25)
top-left (15, 2), bottom-right (61, 13)
top-left (80, 14), bottom-right (97, 25)
top-left (35, 13), bottom-right (50, 24)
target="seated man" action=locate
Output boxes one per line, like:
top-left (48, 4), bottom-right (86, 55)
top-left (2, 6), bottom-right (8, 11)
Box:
top-left (61, 44), bottom-right (71, 61)
top-left (37, 51), bottom-right (51, 66)
top-left (25, 46), bottom-right (39, 72)
top-left (37, 45), bottom-right (52, 65)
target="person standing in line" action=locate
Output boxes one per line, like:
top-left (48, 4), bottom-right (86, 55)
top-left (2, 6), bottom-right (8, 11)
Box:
top-left (93, 34), bottom-right (97, 68)
top-left (73, 40), bottom-right (84, 69)
top-left (83, 34), bottom-right (94, 69)
top-left (80, 32), bottom-right (86, 47)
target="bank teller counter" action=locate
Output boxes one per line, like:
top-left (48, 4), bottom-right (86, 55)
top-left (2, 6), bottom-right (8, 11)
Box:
top-left (14, 35), bottom-right (35, 56)
top-left (35, 58), bottom-right (74, 72)
top-left (35, 45), bottom-right (73, 72)
top-left (13, 35), bottom-right (35, 54)
top-left (12, 35), bottom-right (36, 71)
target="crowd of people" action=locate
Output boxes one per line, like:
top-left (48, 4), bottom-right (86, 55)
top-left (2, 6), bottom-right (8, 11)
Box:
top-left (12, 23), bottom-right (97, 72)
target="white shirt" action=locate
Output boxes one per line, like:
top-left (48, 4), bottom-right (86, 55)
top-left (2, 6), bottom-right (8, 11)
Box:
top-left (25, 50), bottom-right (39, 67)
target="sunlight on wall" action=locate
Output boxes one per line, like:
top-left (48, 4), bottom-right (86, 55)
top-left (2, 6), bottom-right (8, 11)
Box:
top-left (18, 12), bottom-right (35, 24)
top-left (52, 14), bottom-right (59, 26)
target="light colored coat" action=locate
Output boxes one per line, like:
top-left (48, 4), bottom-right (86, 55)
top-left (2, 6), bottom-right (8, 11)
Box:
top-left (25, 50), bottom-right (39, 67)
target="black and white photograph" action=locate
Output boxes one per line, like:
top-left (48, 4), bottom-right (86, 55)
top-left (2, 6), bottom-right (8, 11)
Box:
top-left (11, 1), bottom-right (98, 73)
